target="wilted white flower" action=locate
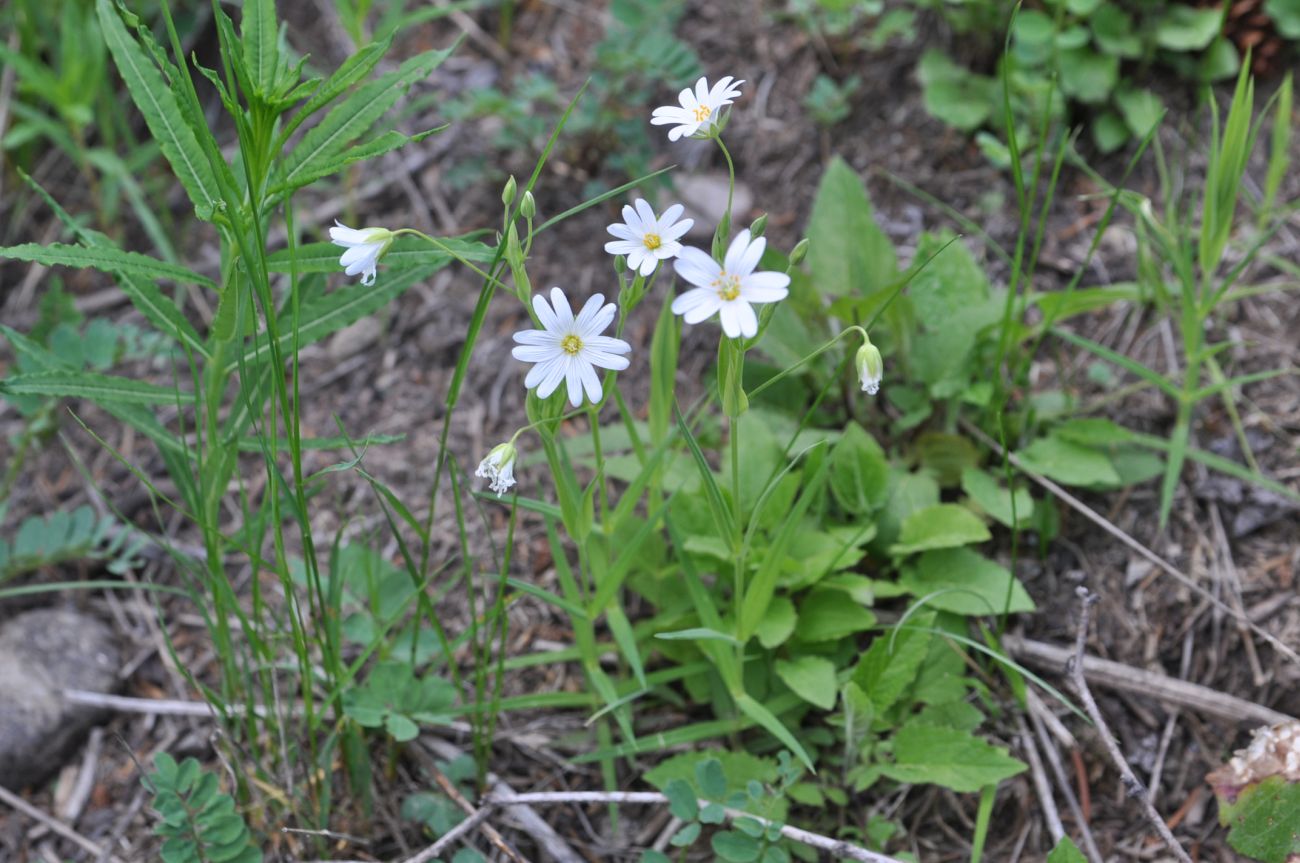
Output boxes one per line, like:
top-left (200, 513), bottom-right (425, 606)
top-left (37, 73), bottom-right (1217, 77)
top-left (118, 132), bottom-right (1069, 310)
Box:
top-left (512, 287), bottom-right (632, 407)
top-left (671, 229), bottom-right (789, 339)
top-left (650, 76), bottom-right (744, 141)
top-left (856, 339), bottom-right (883, 395)
top-left (476, 441), bottom-right (518, 497)
top-left (329, 221), bottom-right (395, 286)
top-left (605, 199), bottom-right (693, 277)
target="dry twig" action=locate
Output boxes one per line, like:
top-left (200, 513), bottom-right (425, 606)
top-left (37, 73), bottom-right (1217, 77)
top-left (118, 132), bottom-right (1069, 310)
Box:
top-left (1068, 588), bottom-right (1193, 863)
top-left (0, 783), bottom-right (127, 863)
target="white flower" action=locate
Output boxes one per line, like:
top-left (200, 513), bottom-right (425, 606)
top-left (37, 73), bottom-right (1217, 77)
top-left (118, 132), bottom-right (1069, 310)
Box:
top-left (856, 340), bottom-right (883, 395)
top-left (476, 441), bottom-right (518, 497)
top-left (329, 221), bottom-right (394, 286)
top-left (671, 229), bottom-right (789, 339)
top-left (605, 199), bottom-right (694, 277)
top-left (512, 287), bottom-right (632, 407)
top-left (650, 76), bottom-right (744, 142)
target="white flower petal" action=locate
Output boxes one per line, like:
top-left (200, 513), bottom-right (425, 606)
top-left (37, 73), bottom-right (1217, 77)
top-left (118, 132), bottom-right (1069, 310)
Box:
top-left (524, 356), bottom-right (557, 388)
top-left (723, 229), bottom-right (753, 274)
top-left (537, 359), bottom-right (567, 399)
top-left (694, 77), bottom-right (710, 106)
top-left (637, 255), bottom-right (658, 276)
top-left (656, 241), bottom-right (683, 259)
top-left (605, 239), bottom-right (641, 255)
top-left (581, 302), bottom-right (618, 338)
top-left (661, 217), bottom-right (693, 241)
top-left (512, 344), bottom-right (555, 363)
top-left (660, 203), bottom-right (685, 226)
top-left (718, 303), bottom-right (743, 338)
top-left (565, 364), bottom-right (584, 407)
top-left (330, 221), bottom-right (370, 245)
top-left (633, 198), bottom-right (656, 228)
top-left (733, 301), bottom-right (759, 338)
top-left (584, 350), bottom-right (631, 371)
top-left (674, 248), bottom-right (720, 287)
top-left (549, 287), bottom-right (574, 326)
top-left (574, 293), bottom-right (607, 331)
top-left (621, 204), bottom-right (642, 233)
top-left (532, 292), bottom-right (560, 331)
top-left (741, 272), bottom-right (790, 302)
top-left (584, 335), bottom-right (632, 355)
top-left (734, 234), bottom-right (766, 277)
top-left (607, 223), bottom-right (639, 241)
top-left (513, 329), bottom-right (557, 346)
top-left (579, 361), bottom-right (604, 404)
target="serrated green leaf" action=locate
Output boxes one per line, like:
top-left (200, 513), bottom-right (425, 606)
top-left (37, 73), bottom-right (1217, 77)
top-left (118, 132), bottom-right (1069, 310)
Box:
top-left (881, 725), bottom-right (1025, 792)
top-left (898, 547), bottom-right (1035, 616)
top-left (97, 0), bottom-right (221, 218)
top-left (0, 243), bottom-right (214, 289)
top-left (890, 504), bottom-right (990, 556)
top-left (277, 47), bottom-right (452, 192)
top-left (1, 371), bottom-right (184, 406)
top-left (852, 615), bottom-right (934, 713)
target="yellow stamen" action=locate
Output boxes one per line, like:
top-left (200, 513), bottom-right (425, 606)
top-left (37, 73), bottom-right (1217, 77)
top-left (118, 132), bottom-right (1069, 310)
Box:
top-left (714, 273), bottom-right (741, 302)
top-left (692, 104), bottom-right (712, 123)
top-left (560, 334), bottom-right (583, 355)
top-left (643, 233), bottom-right (662, 251)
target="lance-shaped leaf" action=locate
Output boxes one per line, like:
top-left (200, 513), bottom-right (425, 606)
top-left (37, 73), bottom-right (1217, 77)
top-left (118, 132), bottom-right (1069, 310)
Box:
top-left (0, 243), bottom-right (215, 290)
top-left (97, 0), bottom-right (221, 219)
top-left (1, 371), bottom-right (186, 406)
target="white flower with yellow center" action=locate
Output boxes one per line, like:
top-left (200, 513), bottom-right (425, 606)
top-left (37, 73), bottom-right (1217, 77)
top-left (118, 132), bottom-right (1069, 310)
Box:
top-left (329, 221), bottom-right (395, 286)
top-left (476, 441), bottom-right (518, 497)
top-left (671, 229), bottom-right (789, 339)
top-left (605, 199), bottom-right (693, 277)
top-left (650, 76), bottom-right (744, 142)
top-left (512, 288), bottom-right (632, 407)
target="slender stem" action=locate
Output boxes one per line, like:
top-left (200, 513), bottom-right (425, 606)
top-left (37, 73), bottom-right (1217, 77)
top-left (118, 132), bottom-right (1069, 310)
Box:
top-left (716, 136), bottom-right (736, 245)
top-left (396, 229), bottom-right (515, 293)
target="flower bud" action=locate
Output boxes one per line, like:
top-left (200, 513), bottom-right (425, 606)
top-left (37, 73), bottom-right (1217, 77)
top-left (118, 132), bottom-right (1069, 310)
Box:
top-left (789, 238), bottom-right (810, 266)
top-left (501, 175), bottom-right (518, 208)
top-left (750, 213), bottom-right (768, 238)
top-left (855, 338), bottom-right (883, 396)
top-left (520, 190), bottom-right (536, 220)
top-left (475, 441), bottom-right (518, 497)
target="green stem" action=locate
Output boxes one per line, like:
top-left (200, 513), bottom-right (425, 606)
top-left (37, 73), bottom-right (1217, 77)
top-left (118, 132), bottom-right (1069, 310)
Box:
top-left (716, 136), bottom-right (736, 246)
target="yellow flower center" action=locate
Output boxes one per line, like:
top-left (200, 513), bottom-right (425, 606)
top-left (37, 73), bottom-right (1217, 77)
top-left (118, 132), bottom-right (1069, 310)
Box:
top-left (692, 104), bottom-right (712, 123)
top-left (715, 273), bottom-right (742, 302)
top-left (643, 233), bottom-right (662, 251)
top-left (560, 334), bottom-right (584, 356)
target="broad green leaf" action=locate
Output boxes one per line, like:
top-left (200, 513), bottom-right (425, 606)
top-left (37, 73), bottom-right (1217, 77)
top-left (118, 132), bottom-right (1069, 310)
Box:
top-left (1090, 5), bottom-right (1141, 57)
top-left (828, 421), bottom-right (889, 514)
top-left (662, 779), bottom-right (698, 821)
top-left (1016, 435), bottom-right (1121, 487)
top-left (277, 47), bottom-right (452, 193)
top-left (961, 468), bottom-right (1033, 529)
top-left (775, 655), bottom-right (838, 710)
top-left (1, 371), bottom-right (183, 405)
top-left (852, 615), bottom-right (934, 714)
top-left (0, 243), bottom-right (214, 289)
top-left (1047, 837), bottom-right (1087, 863)
top-left (1115, 86), bottom-right (1165, 138)
top-left (881, 724), bottom-right (1026, 793)
top-left (1219, 775), bottom-right (1300, 863)
top-left (917, 49), bottom-right (995, 131)
top-left (898, 547), bottom-right (1035, 616)
top-left (97, 0), bottom-right (221, 219)
top-left (806, 156), bottom-right (896, 297)
top-left (1058, 47), bottom-right (1118, 104)
top-left (794, 589), bottom-right (876, 643)
top-left (1154, 6), bottom-right (1224, 51)
top-left (890, 504), bottom-right (990, 556)
top-left (755, 596), bottom-right (797, 649)
top-left (712, 831), bottom-right (760, 863)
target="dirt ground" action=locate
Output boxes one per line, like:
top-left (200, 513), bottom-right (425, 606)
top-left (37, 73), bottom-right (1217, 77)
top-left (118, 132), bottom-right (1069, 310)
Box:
top-left (1, 1), bottom-right (1298, 861)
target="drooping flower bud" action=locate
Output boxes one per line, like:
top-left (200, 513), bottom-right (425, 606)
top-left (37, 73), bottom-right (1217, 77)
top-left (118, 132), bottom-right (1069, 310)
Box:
top-left (855, 337), bottom-right (883, 396)
top-left (475, 441), bottom-right (519, 497)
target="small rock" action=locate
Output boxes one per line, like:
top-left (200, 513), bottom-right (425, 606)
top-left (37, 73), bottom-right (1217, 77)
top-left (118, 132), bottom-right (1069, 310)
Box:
top-left (672, 172), bottom-right (754, 239)
top-left (0, 608), bottom-right (120, 790)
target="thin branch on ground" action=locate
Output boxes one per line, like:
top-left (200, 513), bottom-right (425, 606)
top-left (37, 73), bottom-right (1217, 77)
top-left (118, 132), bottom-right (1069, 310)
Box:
top-left (1026, 702), bottom-right (1103, 863)
top-left (1002, 635), bottom-right (1296, 726)
top-left (1016, 714), bottom-right (1066, 845)
top-left (0, 782), bottom-right (127, 863)
top-left (1068, 588), bottom-right (1193, 863)
top-left (405, 750), bottom-right (531, 863)
top-left (470, 791), bottom-right (908, 863)
top-left (962, 418), bottom-right (1300, 666)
